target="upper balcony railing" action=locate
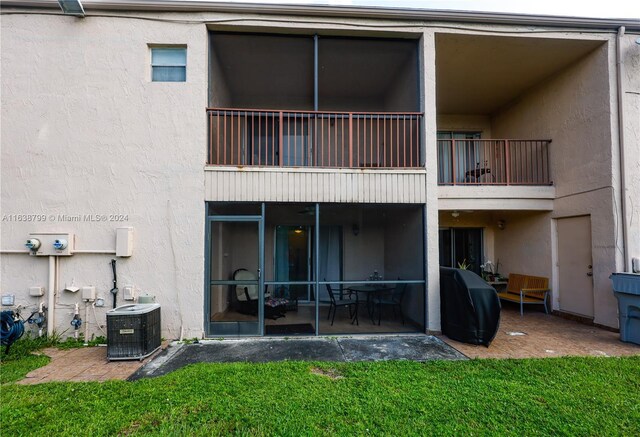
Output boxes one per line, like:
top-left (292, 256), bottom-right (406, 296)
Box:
top-left (207, 108), bottom-right (423, 169)
top-left (437, 139), bottom-right (552, 185)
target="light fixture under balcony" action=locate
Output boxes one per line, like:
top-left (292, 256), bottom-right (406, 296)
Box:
top-left (57, 0), bottom-right (85, 17)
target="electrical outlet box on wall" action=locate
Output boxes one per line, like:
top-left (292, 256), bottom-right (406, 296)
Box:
top-left (29, 286), bottom-right (45, 297)
top-left (116, 227), bottom-right (133, 257)
top-left (82, 286), bottom-right (96, 301)
top-left (123, 285), bottom-right (136, 301)
top-left (28, 233), bottom-right (75, 256)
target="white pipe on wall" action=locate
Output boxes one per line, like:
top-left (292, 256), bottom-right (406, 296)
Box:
top-left (84, 302), bottom-right (90, 345)
top-left (0, 249), bottom-right (116, 254)
top-left (47, 255), bottom-right (56, 337)
top-left (616, 26), bottom-right (630, 272)
top-left (72, 250), bottom-right (116, 254)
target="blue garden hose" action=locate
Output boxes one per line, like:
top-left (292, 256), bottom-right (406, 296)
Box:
top-left (1, 310), bottom-right (25, 352)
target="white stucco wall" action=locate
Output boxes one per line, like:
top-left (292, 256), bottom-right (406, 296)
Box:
top-left (490, 40), bottom-right (620, 327)
top-left (621, 34), bottom-right (640, 273)
top-left (1, 14), bottom-right (208, 339)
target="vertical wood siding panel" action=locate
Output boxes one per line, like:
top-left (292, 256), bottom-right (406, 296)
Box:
top-left (371, 173), bottom-right (376, 203)
top-left (267, 172), bottom-right (275, 202)
top-left (222, 172), bottom-right (229, 201)
top-left (410, 175), bottom-right (415, 203)
top-left (342, 173), bottom-right (348, 203)
top-left (258, 172), bottom-right (265, 201)
top-left (370, 173), bottom-right (376, 203)
top-left (274, 173), bottom-right (280, 202)
top-left (306, 172), bottom-right (313, 202)
top-left (330, 174), bottom-right (336, 203)
top-left (393, 174), bottom-right (399, 203)
top-left (345, 173), bottom-right (350, 203)
top-left (248, 172), bottom-right (254, 202)
top-left (244, 172), bottom-right (250, 202)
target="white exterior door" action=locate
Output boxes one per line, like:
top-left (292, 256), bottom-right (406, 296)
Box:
top-left (557, 215), bottom-right (594, 318)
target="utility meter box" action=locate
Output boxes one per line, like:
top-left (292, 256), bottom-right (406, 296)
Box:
top-left (82, 286), bottom-right (96, 301)
top-left (116, 227), bottom-right (134, 257)
top-left (29, 286), bottom-right (45, 297)
top-left (27, 233), bottom-right (75, 256)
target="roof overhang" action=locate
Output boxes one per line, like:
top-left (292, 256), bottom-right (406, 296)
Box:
top-left (2, 1), bottom-right (640, 31)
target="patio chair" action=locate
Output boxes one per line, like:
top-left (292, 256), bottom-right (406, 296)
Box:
top-left (372, 282), bottom-right (407, 326)
top-left (325, 282), bottom-right (358, 326)
top-left (233, 269), bottom-right (288, 319)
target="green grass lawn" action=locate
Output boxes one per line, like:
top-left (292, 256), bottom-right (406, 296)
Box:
top-left (1, 345), bottom-right (639, 436)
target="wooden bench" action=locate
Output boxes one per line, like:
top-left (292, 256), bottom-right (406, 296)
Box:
top-left (496, 273), bottom-right (550, 315)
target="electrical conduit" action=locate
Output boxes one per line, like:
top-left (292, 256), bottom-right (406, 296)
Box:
top-left (47, 255), bottom-right (55, 337)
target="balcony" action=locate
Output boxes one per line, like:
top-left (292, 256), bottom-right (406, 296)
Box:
top-left (207, 108), bottom-right (423, 169)
top-left (437, 139), bottom-right (552, 186)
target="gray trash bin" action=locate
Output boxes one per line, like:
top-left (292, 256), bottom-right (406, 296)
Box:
top-left (610, 273), bottom-right (640, 345)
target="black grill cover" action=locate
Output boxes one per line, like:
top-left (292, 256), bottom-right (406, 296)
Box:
top-left (440, 267), bottom-right (501, 346)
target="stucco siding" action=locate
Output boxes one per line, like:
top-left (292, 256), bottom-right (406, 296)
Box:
top-left (491, 42), bottom-right (613, 197)
top-left (1, 14), bottom-right (209, 339)
top-left (621, 34), bottom-right (640, 273)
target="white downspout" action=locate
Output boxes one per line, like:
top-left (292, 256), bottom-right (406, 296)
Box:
top-left (47, 255), bottom-right (56, 336)
top-left (616, 26), bottom-right (630, 272)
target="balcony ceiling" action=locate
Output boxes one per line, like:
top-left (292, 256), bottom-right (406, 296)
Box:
top-left (210, 34), bottom-right (314, 109)
top-left (435, 34), bottom-right (604, 115)
top-left (210, 33), bottom-right (418, 111)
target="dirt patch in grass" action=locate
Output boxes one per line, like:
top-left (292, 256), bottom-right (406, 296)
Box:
top-left (310, 366), bottom-right (343, 380)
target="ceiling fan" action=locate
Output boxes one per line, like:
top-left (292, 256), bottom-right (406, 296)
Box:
top-left (297, 206), bottom-right (316, 215)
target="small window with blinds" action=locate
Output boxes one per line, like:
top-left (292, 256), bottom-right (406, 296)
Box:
top-left (150, 47), bottom-right (186, 82)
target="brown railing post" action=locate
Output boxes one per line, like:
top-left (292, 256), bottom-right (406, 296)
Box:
top-left (348, 113), bottom-right (353, 168)
top-left (504, 139), bottom-right (511, 185)
top-left (546, 140), bottom-right (551, 184)
top-left (279, 111), bottom-right (284, 167)
top-left (208, 111), bottom-right (213, 165)
top-left (451, 139), bottom-right (456, 185)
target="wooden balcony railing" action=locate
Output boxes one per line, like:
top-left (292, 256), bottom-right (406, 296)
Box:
top-left (437, 139), bottom-right (551, 185)
top-left (207, 108), bottom-right (423, 168)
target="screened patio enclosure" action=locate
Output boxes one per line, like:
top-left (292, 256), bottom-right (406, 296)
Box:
top-left (206, 202), bottom-right (426, 336)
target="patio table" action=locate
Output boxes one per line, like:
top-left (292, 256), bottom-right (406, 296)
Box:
top-left (347, 285), bottom-right (395, 324)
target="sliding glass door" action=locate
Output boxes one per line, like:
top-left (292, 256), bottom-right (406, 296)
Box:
top-left (275, 225), bottom-right (312, 302)
top-left (439, 227), bottom-right (483, 275)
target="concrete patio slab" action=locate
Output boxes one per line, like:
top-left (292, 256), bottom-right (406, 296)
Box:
top-left (129, 335), bottom-right (466, 380)
top-left (439, 306), bottom-right (640, 359)
top-left (338, 336), bottom-right (464, 362)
